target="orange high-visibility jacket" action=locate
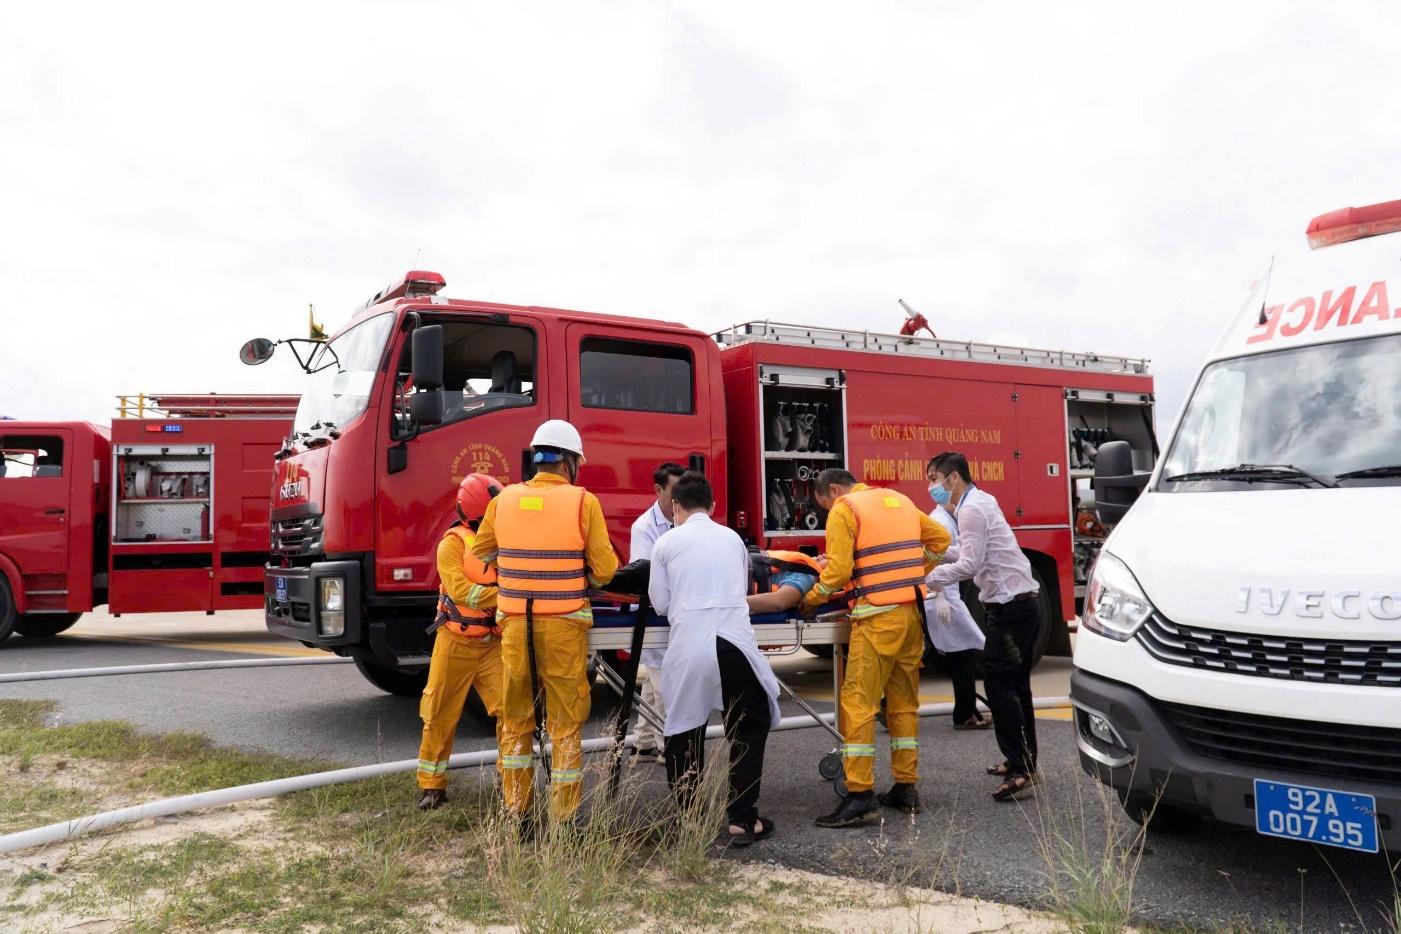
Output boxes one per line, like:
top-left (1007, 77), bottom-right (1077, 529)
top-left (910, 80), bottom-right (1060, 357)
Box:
top-left (493, 483), bottom-right (589, 615)
top-left (435, 527), bottom-right (501, 638)
top-left (842, 487), bottom-right (929, 606)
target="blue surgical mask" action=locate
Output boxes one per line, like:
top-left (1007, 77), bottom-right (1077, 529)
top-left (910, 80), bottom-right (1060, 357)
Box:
top-left (929, 482), bottom-right (951, 506)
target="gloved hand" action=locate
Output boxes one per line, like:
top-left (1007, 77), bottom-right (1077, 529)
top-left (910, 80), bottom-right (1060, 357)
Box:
top-left (940, 545), bottom-right (960, 564)
top-left (932, 593), bottom-right (953, 625)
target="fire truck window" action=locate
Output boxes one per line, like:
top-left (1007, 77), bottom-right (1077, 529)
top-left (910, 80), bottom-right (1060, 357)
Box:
top-left (394, 321), bottom-right (536, 435)
top-left (0, 435), bottom-right (64, 479)
top-left (579, 338), bottom-right (694, 414)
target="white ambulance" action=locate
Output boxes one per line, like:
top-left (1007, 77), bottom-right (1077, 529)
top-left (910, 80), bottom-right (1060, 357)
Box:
top-left (1072, 199), bottom-right (1401, 853)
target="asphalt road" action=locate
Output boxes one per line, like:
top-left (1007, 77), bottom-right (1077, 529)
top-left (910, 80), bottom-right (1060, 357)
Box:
top-left (2, 612), bottom-right (1396, 932)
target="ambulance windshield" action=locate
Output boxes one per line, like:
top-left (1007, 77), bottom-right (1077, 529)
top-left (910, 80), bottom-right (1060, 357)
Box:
top-left (293, 313), bottom-right (395, 435)
top-left (1161, 333), bottom-right (1401, 490)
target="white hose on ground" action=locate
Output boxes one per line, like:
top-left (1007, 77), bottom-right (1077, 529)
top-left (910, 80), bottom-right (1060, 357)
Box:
top-left (0, 656), bottom-right (354, 684)
top-left (0, 696), bottom-right (1072, 854)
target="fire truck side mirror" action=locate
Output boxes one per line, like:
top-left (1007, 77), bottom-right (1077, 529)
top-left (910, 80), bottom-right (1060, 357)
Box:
top-left (1092, 440), bottom-right (1148, 527)
top-left (410, 391), bottom-right (443, 427)
top-left (411, 325), bottom-right (444, 391)
top-left (239, 338), bottom-right (276, 366)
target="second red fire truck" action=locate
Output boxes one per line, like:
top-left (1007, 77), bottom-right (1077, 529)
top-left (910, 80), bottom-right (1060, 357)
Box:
top-left (0, 394), bottom-right (296, 643)
top-left (250, 272), bottom-right (1156, 697)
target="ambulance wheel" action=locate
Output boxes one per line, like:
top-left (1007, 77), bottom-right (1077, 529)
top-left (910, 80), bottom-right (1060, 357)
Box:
top-left (16, 613), bottom-right (82, 639)
top-left (354, 658), bottom-right (428, 697)
top-left (818, 751), bottom-right (842, 781)
top-left (0, 577), bottom-right (15, 646)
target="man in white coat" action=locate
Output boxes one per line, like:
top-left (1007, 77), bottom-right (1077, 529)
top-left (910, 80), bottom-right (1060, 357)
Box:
top-left (628, 462), bottom-right (686, 761)
top-left (925, 458), bottom-right (990, 730)
top-left (648, 471), bottom-right (782, 846)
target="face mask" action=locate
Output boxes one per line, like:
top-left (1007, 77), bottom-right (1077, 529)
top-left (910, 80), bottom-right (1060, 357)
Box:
top-left (929, 482), bottom-right (952, 506)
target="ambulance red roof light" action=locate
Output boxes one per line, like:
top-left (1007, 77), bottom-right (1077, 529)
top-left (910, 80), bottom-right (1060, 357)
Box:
top-left (1306, 199), bottom-right (1401, 250)
top-left (363, 270), bottom-right (447, 308)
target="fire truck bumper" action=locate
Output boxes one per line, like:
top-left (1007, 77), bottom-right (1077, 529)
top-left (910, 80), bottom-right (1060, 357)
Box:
top-left (265, 561), bottom-right (361, 646)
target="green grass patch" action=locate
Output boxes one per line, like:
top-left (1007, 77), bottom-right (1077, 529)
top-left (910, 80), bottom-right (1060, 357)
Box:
top-left (0, 699), bottom-right (330, 798)
top-left (0, 775), bottom-right (100, 833)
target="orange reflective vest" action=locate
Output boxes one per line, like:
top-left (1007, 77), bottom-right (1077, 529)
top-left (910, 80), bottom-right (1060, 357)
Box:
top-left (434, 527), bottom-right (501, 638)
top-left (493, 482), bottom-right (589, 615)
top-left (842, 487), bottom-right (928, 606)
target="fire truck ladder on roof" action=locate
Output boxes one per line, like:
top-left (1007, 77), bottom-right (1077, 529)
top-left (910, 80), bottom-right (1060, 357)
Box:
top-left (116, 393), bottom-right (301, 419)
top-left (713, 320), bottom-right (1151, 375)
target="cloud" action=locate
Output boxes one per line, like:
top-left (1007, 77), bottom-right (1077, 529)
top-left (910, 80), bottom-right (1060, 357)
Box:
top-left (2, 0), bottom-right (1399, 441)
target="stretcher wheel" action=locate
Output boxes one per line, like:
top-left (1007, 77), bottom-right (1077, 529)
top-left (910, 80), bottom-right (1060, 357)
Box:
top-left (818, 751), bottom-right (842, 781)
top-left (833, 774), bottom-right (848, 798)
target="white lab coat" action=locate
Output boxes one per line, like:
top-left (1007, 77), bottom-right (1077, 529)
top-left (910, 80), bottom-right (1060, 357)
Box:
top-left (647, 513), bottom-right (782, 736)
top-left (924, 507), bottom-right (985, 654)
top-left (630, 501), bottom-right (673, 670)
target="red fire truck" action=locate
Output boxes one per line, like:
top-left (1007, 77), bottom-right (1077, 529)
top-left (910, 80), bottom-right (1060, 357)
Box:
top-left (252, 272), bottom-right (1156, 695)
top-left (0, 394), bottom-right (296, 643)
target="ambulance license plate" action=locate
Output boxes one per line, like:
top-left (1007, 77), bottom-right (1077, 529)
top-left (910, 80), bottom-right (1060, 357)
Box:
top-left (275, 576), bottom-right (289, 604)
top-left (1254, 779), bottom-right (1378, 852)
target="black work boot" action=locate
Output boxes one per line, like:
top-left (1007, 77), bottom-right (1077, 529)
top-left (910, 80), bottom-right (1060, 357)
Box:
top-left (877, 783), bottom-right (922, 814)
top-left (814, 791), bottom-right (878, 828)
top-left (416, 788), bottom-right (448, 811)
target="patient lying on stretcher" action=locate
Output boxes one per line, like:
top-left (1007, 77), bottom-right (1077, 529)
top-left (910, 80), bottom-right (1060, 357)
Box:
top-left (606, 550), bottom-right (835, 616)
top-left (745, 551), bottom-right (829, 614)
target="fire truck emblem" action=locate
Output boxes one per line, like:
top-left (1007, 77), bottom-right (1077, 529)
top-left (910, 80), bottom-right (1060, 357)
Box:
top-left (451, 442), bottom-right (508, 484)
top-left (279, 461), bottom-right (307, 502)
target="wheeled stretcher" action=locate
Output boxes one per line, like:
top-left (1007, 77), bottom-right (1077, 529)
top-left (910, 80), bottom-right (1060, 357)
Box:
top-left (587, 600), bottom-right (856, 793)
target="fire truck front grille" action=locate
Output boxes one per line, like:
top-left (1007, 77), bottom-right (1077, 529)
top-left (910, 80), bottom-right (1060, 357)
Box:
top-left (1138, 614), bottom-right (1401, 688)
top-left (271, 514), bottom-right (324, 558)
top-left (1160, 702), bottom-right (1401, 785)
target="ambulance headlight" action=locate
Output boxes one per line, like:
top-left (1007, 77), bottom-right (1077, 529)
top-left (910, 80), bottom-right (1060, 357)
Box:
top-left (318, 577), bottom-right (346, 637)
top-left (1083, 552), bottom-right (1154, 642)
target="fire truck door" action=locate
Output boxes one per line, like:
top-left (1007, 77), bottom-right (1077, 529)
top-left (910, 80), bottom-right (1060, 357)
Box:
top-left (375, 314), bottom-right (546, 591)
top-left (564, 323), bottom-right (714, 558)
top-left (1013, 385), bottom-right (1070, 527)
top-left (0, 429), bottom-right (74, 591)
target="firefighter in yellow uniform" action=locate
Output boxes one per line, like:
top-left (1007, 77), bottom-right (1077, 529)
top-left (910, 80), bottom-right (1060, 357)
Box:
top-left (473, 420), bottom-right (618, 824)
top-left (416, 473), bottom-right (506, 810)
top-left (804, 468), bottom-right (950, 827)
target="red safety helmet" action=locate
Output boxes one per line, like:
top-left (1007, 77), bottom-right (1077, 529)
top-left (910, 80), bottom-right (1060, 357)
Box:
top-left (456, 473), bottom-right (503, 524)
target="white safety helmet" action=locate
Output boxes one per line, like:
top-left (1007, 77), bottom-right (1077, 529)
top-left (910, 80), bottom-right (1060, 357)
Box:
top-left (529, 419), bottom-right (586, 463)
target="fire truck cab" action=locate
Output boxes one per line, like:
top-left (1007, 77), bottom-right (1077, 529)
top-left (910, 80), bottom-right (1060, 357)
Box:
top-left (259, 272), bottom-right (1156, 697)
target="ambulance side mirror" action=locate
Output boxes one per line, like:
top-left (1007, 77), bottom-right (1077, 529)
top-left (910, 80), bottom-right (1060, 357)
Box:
top-left (1092, 440), bottom-right (1148, 526)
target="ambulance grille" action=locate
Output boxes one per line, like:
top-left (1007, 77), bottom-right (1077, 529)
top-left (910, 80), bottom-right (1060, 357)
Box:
top-left (1137, 614), bottom-right (1401, 687)
top-left (271, 514), bottom-right (323, 558)
top-left (1160, 702), bottom-right (1401, 785)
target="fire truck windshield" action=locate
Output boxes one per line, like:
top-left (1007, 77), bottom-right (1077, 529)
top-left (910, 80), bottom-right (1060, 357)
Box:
top-left (1161, 333), bottom-right (1401, 490)
top-left (293, 312), bottom-right (395, 435)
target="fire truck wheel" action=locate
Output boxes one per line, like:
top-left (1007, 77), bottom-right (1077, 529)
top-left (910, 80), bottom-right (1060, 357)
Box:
top-left (353, 658), bottom-right (429, 697)
top-left (0, 577), bottom-right (15, 646)
top-left (15, 613), bottom-right (82, 639)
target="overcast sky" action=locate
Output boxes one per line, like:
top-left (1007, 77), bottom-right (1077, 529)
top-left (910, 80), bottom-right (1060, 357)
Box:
top-left (3, 1), bottom-right (1399, 433)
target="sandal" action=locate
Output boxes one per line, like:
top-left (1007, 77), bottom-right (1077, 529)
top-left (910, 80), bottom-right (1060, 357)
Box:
top-left (992, 772), bottom-right (1038, 801)
top-left (954, 716), bottom-right (993, 731)
top-left (987, 761), bottom-right (1012, 776)
top-left (726, 816), bottom-right (776, 847)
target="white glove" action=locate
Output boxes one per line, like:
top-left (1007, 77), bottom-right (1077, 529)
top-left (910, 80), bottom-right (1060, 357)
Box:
top-left (932, 593), bottom-right (952, 625)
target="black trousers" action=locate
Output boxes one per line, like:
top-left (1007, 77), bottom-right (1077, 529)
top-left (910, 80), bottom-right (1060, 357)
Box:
top-left (664, 636), bottom-right (771, 824)
top-left (983, 597), bottom-right (1042, 776)
top-left (942, 648), bottom-right (983, 723)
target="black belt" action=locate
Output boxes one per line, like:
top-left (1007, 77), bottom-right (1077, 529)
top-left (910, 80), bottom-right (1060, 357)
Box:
top-left (997, 591), bottom-right (1038, 605)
